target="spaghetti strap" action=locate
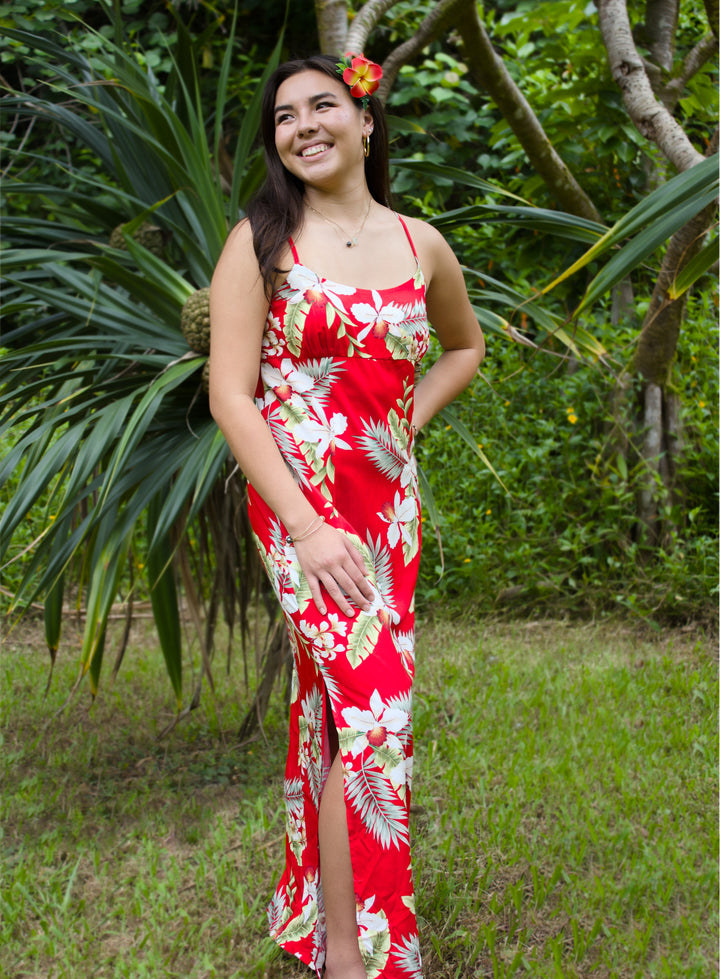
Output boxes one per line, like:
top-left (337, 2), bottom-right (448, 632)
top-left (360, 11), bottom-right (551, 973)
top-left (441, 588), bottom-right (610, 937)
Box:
top-left (396, 213), bottom-right (419, 261)
top-left (288, 236), bottom-right (300, 264)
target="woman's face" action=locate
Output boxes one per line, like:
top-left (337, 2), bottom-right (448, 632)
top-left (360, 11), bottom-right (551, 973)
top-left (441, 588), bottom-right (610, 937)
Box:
top-left (273, 69), bottom-right (371, 189)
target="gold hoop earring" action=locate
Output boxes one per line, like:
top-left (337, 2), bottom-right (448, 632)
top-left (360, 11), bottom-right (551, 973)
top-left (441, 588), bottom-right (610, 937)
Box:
top-left (363, 132), bottom-right (371, 158)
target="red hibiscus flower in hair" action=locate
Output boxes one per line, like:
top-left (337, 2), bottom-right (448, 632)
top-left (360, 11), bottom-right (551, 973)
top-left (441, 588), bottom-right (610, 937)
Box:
top-left (336, 53), bottom-right (382, 105)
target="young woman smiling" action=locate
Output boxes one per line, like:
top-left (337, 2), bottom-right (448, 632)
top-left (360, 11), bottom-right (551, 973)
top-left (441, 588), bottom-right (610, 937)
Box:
top-left (210, 53), bottom-right (484, 979)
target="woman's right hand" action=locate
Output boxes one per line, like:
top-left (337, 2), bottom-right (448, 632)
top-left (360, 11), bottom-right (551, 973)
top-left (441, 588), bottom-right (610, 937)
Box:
top-left (293, 523), bottom-right (375, 617)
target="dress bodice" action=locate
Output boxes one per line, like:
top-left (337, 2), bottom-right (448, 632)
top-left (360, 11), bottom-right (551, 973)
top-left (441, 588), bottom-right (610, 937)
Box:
top-left (261, 214), bottom-right (430, 366)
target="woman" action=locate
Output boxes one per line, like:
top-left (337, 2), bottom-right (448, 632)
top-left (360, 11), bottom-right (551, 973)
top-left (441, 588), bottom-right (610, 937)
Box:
top-left (210, 53), bottom-right (484, 979)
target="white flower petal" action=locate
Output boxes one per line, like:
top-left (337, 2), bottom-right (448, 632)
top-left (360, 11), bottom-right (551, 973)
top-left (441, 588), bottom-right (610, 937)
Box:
top-left (351, 301), bottom-right (382, 325)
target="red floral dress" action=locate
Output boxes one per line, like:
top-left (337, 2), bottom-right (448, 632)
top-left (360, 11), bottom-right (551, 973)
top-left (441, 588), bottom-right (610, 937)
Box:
top-left (247, 215), bottom-right (429, 978)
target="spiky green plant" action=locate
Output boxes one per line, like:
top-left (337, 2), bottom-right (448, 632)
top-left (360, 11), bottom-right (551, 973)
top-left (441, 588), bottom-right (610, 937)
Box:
top-left (1, 13), bottom-right (283, 711)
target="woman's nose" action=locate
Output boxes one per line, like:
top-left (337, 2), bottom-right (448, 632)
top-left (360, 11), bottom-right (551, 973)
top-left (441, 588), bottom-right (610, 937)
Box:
top-left (297, 115), bottom-right (318, 138)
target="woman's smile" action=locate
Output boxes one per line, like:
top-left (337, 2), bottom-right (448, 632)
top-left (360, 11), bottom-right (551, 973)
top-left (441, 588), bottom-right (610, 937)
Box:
top-left (299, 141), bottom-right (332, 159)
top-left (274, 70), bottom-right (368, 183)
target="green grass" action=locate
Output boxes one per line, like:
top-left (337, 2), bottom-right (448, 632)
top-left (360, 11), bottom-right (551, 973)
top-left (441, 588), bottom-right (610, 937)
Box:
top-left (0, 617), bottom-right (717, 978)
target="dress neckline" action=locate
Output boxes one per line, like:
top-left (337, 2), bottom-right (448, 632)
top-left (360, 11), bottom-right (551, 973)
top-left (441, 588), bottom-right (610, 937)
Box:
top-left (280, 212), bottom-right (425, 298)
top-left (279, 261), bottom-right (424, 298)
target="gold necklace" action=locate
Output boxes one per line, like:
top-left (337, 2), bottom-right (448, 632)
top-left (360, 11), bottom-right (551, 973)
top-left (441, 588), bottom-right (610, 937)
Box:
top-left (306, 196), bottom-right (373, 248)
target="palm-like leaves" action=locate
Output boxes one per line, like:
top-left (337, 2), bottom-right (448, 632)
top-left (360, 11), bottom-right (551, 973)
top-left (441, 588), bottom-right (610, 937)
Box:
top-left (1, 18), bottom-right (282, 703)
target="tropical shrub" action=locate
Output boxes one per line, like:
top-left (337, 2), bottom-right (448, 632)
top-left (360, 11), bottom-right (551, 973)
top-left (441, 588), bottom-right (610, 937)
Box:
top-left (415, 285), bottom-right (719, 624)
top-left (1, 14), bottom-right (281, 707)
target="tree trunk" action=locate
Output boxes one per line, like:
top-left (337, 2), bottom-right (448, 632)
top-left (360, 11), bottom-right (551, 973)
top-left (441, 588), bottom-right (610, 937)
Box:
top-left (638, 0), bottom-right (678, 71)
top-left (373, 0), bottom-right (464, 101)
top-left (597, 0), bottom-right (705, 169)
top-left (633, 204), bottom-right (716, 386)
top-left (703, 0), bottom-right (719, 36)
top-left (314, 0), bottom-right (349, 55)
top-left (598, 0), bottom-right (717, 545)
top-left (452, 0), bottom-right (602, 222)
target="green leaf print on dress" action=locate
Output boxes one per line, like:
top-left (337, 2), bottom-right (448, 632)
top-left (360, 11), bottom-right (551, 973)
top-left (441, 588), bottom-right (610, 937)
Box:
top-left (392, 933), bottom-right (423, 978)
top-left (347, 612), bottom-right (382, 669)
top-left (357, 896), bottom-right (391, 977)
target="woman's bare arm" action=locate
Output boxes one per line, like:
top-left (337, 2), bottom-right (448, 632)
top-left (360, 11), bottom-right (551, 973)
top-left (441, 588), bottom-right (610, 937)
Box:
top-left (209, 220), bottom-right (374, 615)
top-left (406, 219), bottom-right (485, 431)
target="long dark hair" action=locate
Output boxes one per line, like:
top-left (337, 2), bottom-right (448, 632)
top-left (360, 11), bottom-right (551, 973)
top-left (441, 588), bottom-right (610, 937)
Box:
top-left (246, 54), bottom-right (392, 297)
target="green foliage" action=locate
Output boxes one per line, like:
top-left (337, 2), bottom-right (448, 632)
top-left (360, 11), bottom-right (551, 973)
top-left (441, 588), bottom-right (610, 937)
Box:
top-left (1, 620), bottom-right (716, 976)
top-left (388, 50), bottom-right (486, 203)
top-left (415, 285), bottom-right (719, 623)
top-left (0, 13), bottom-right (282, 698)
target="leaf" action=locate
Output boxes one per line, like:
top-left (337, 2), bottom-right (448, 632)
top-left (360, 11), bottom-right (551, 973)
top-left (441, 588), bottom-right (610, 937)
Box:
top-left (284, 302), bottom-right (307, 356)
top-left (347, 614), bottom-right (382, 669)
top-left (431, 202), bottom-right (606, 243)
top-left (44, 574), bottom-right (64, 664)
top-left (273, 905), bottom-right (317, 945)
top-left (80, 518), bottom-right (135, 695)
top-left (439, 407), bottom-right (510, 494)
top-left (393, 158), bottom-right (530, 202)
top-left (668, 234), bottom-right (719, 299)
top-left (574, 190), bottom-right (719, 316)
top-left (344, 764), bottom-right (409, 850)
top-left (145, 496), bottom-right (183, 709)
top-left (357, 419), bottom-right (407, 482)
top-left (416, 463), bottom-right (445, 579)
top-left (542, 155), bottom-right (719, 300)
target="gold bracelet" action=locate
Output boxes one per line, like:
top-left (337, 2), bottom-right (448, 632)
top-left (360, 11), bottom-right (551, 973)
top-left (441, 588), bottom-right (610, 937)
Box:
top-left (286, 515), bottom-right (325, 545)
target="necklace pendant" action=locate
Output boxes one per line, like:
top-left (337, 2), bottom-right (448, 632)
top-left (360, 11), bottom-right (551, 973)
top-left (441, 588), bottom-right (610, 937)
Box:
top-left (346, 237), bottom-right (357, 248)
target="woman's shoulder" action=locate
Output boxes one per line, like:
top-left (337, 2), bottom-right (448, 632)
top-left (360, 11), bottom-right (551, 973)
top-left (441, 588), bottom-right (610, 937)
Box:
top-left (223, 216), bottom-right (254, 252)
top-left (395, 212), bottom-right (441, 242)
top-left (395, 212), bottom-right (460, 280)
top-left (215, 218), bottom-right (262, 277)
top-left (212, 217), bottom-right (267, 300)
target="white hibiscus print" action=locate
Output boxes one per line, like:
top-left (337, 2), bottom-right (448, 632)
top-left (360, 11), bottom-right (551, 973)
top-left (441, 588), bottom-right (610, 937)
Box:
top-left (298, 614), bottom-right (348, 661)
top-left (352, 290), bottom-right (406, 342)
top-left (286, 265), bottom-right (356, 311)
top-left (293, 404), bottom-right (351, 457)
top-left (399, 452), bottom-right (417, 491)
top-left (342, 689), bottom-right (409, 756)
top-left (262, 313), bottom-right (284, 356)
top-left (261, 357), bottom-right (314, 409)
top-left (356, 582), bottom-right (400, 628)
top-left (301, 866), bottom-right (319, 922)
top-left (389, 754), bottom-right (413, 791)
top-left (355, 894), bottom-right (389, 955)
top-left (378, 491), bottom-right (417, 550)
top-left (392, 629), bottom-right (415, 672)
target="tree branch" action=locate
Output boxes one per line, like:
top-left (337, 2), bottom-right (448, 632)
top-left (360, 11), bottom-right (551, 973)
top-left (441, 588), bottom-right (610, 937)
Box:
top-left (451, 0), bottom-right (602, 222)
top-left (663, 34), bottom-right (718, 109)
top-left (375, 0), bottom-right (465, 102)
top-left (346, 0), bottom-right (403, 53)
top-left (597, 0), bottom-right (705, 171)
top-left (633, 127), bottom-right (718, 385)
top-left (314, 0), bottom-right (349, 56)
top-left (638, 0), bottom-right (678, 72)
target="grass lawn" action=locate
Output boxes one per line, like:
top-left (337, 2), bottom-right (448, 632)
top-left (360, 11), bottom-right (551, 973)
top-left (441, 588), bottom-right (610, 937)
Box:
top-left (0, 616), bottom-right (717, 978)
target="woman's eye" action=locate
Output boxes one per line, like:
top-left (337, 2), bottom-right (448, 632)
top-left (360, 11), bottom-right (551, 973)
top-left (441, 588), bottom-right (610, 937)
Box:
top-left (316, 101), bottom-right (334, 110)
